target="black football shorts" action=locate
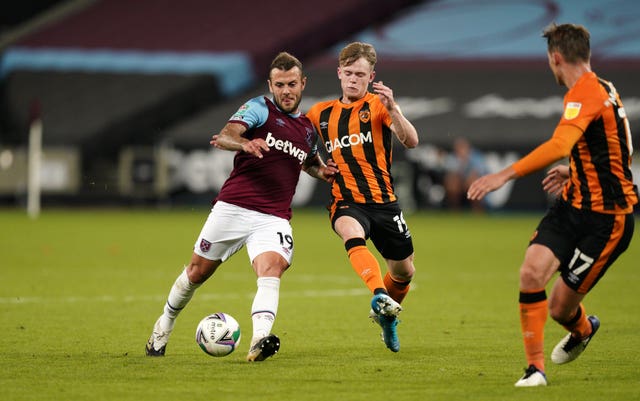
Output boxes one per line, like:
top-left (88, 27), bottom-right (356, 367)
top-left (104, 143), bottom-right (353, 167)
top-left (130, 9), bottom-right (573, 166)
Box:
top-left (330, 200), bottom-right (414, 261)
top-left (530, 200), bottom-right (635, 294)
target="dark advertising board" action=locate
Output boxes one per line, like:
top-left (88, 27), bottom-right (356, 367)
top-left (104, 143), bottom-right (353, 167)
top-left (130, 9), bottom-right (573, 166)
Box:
top-left (160, 61), bottom-right (639, 211)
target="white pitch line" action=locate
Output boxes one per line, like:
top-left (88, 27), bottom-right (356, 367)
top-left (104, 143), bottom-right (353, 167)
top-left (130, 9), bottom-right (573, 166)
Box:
top-left (0, 288), bottom-right (372, 305)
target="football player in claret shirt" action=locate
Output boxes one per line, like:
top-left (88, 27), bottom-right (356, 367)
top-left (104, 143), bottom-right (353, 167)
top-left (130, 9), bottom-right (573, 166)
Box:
top-left (307, 42), bottom-right (419, 352)
top-left (145, 52), bottom-right (337, 361)
top-left (467, 23), bottom-right (638, 387)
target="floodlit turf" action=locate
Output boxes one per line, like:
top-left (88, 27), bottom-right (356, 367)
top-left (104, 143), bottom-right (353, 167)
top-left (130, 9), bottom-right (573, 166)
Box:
top-left (1, 207), bottom-right (638, 401)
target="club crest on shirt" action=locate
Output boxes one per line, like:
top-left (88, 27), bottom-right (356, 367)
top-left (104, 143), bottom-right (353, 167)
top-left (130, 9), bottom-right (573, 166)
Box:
top-left (564, 102), bottom-right (582, 120)
top-left (359, 110), bottom-right (371, 123)
top-left (199, 238), bottom-right (212, 253)
top-left (231, 103), bottom-right (250, 120)
top-left (305, 128), bottom-right (314, 147)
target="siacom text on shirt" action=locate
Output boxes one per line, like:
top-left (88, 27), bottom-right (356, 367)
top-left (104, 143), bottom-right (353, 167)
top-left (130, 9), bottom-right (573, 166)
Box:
top-left (265, 132), bottom-right (308, 164)
top-left (325, 131), bottom-right (372, 153)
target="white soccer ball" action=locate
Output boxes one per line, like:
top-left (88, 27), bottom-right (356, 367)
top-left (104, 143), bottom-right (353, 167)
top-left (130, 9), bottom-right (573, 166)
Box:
top-left (195, 313), bottom-right (241, 357)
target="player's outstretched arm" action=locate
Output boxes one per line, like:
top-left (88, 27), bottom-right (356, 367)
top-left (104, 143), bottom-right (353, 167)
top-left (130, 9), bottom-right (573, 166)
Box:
top-left (210, 122), bottom-right (270, 158)
top-left (469, 124), bottom-right (582, 201)
top-left (467, 167), bottom-right (517, 201)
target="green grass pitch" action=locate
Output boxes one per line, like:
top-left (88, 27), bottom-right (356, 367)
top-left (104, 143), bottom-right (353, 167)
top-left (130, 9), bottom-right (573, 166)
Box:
top-left (1, 207), bottom-right (638, 401)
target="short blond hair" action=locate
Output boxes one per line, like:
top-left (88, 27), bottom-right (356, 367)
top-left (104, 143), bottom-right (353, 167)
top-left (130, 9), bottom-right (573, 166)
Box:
top-left (338, 42), bottom-right (377, 68)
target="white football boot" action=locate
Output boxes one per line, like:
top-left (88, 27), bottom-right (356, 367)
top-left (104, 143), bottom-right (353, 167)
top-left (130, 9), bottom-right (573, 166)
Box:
top-left (145, 316), bottom-right (173, 356)
top-left (515, 365), bottom-right (548, 387)
top-left (551, 315), bottom-right (600, 364)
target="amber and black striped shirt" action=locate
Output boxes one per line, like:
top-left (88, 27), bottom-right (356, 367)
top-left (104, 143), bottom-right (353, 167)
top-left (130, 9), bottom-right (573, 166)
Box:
top-left (558, 72), bottom-right (637, 214)
top-left (307, 93), bottom-right (397, 205)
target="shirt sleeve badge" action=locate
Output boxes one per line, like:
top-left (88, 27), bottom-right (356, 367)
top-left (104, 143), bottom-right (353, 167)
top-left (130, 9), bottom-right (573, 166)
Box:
top-left (563, 102), bottom-right (582, 120)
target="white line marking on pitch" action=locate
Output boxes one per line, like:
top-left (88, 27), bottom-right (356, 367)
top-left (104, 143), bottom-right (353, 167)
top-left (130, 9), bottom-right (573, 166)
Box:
top-left (0, 288), bottom-right (372, 304)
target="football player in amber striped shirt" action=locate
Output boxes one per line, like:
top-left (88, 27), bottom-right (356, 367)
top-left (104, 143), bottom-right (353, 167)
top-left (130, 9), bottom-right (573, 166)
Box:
top-left (307, 42), bottom-right (419, 352)
top-left (467, 23), bottom-right (638, 387)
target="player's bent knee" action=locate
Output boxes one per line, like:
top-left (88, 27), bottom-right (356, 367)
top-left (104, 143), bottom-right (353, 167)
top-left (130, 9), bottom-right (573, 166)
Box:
top-left (519, 263), bottom-right (547, 289)
top-left (252, 252), bottom-right (290, 278)
top-left (187, 256), bottom-right (220, 283)
top-left (548, 306), bottom-right (575, 324)
top-left (389, 258), bottom-right (415, 282)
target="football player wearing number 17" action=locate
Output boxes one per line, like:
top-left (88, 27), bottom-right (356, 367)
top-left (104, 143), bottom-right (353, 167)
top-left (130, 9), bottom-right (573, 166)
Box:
top-left (145, 52), bottom-right (338, 361)
top-left (306, 42), bottom-right (419, 352)
top-left (467, 23), bottom-right (637, 386)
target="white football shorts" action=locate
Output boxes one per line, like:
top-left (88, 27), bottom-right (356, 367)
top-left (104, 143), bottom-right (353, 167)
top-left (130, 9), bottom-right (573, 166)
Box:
top-left (193, 201), bottom-right (294, 265)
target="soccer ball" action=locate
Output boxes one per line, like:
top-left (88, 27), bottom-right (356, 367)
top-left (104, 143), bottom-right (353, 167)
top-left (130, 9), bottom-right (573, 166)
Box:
top-left (195, 313), bottom-right (241, 357)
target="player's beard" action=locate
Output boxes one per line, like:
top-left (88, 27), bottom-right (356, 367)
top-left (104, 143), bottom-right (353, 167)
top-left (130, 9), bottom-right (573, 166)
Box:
top-left (275, 95), bottom-right (300, 114)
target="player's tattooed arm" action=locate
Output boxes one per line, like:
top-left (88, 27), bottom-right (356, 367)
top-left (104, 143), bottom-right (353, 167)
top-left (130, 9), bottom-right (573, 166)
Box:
top-left (303, 155), bottom-right (339, 183)
top-left (211, 123), bottom-right (270, 158)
